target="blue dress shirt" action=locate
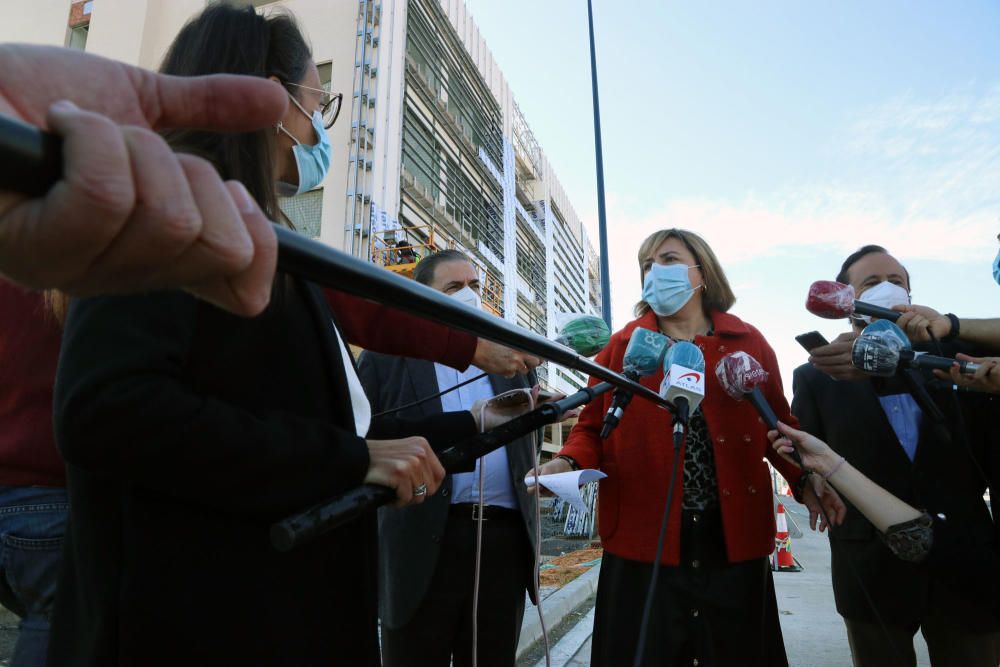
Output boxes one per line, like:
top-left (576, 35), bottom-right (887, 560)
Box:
top-left (434, 363), bottom-right (519, 509)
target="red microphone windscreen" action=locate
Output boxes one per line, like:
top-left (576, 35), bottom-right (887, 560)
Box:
top-left (714, 351), bottom-right (769, 400)
top-left (806, 280), bottom-right (855, 319)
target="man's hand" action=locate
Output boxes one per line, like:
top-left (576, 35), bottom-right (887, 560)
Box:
top-left (934, 353), bottom-right (1000, 394)
top-left (801, 477), bottom-right (846, 532)
top-left (364, 436), bottom-right (445, 507)
top-left (808, 331), bottom-right (868, 381)
top-left (0, 44), bottom-right (288, 316)
top-left (471, 338), bottom-right (542, 378)
top-left (893, 304), bottom-right (951, 344)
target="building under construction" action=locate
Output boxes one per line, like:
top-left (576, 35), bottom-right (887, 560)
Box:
top-left (11, 0), bottom-right (605, 450)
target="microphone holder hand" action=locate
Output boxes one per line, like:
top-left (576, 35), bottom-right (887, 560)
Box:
top-left (270, 383), bottom-right (614, 551)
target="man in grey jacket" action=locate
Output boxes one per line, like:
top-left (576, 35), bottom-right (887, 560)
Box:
top-left (358, 250), bottom-right (539, 667)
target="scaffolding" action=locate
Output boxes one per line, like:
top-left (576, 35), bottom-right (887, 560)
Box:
top-left (346, 0), bottom-right (382, 257)
top-left (369, 222), bottom-right (504, 316)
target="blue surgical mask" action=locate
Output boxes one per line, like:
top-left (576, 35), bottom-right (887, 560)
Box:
top-left (276, 95), bottom-right (332, 196)
top-left (642, 263), bottom-right (701, 317)
top-left (993, 249), bottom-right (1000, 285)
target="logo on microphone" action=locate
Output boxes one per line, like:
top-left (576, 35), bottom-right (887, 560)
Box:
top-left (678, 372), bottom-right (702, 382)
top-left (742, 367), bottom-right (767, 385)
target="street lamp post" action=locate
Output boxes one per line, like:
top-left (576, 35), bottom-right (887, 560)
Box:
top-left (587, 0), bottom-right (613, 329)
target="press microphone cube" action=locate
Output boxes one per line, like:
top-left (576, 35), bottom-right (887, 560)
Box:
top-left (660, 364), bottom-right (706, 416)
top-left (659, 341), bottom-right (706, 421)
top-left (622, 328), bottom-right (671, 377)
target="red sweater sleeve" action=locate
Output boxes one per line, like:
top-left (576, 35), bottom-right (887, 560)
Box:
top-left (323, 288), bottom-right (477, 370)
top-left (557, 340), bottom-right (616, 471)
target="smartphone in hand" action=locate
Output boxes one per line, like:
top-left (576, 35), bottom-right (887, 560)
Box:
top-left (795, 331), bottom-right (830, 352)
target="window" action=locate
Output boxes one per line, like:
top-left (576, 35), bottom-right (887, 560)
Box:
top-left (67, 26), bottom-right (88, 51)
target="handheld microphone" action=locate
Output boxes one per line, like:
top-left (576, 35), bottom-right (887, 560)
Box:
top-left (714, 351), bottom-right (778, 430)
top-left (806, 280), bottom-right (901, 322)
top-left (659, 341), bottom-right (705, 432)
top-left (851, 320), bottom-right (981, 377)
top-left (715, 351), bottom-right (804, 467)
top-left (600, 328), bottom-right (671, 438)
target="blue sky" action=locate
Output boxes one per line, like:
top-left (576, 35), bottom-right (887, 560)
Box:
top-left (466, 0), bottom-right (1000, 396)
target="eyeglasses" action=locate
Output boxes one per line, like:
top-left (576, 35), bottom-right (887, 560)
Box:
top-left (285, 81), bottom-right (343, 129)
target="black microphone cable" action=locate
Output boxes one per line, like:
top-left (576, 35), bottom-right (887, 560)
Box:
top-left (371, 373), bottom-right (488, 418)
top-left (630, 416), bottom-right (686, 667)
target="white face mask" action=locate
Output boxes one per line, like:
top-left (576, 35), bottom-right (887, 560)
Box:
top-left (857, 281), bottom-right (910, 324)
top-left (450, 285), bottom-right (482, 310)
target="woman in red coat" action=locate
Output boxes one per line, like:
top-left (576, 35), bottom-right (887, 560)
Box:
top-left (535, 228), bottom-right (845, 667)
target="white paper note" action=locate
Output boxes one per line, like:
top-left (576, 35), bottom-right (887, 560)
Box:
top-left (524, 469), bottom-right (607, 515)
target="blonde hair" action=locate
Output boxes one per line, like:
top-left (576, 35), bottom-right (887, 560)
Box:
top-left (634, 228), bottom-right (736, 318)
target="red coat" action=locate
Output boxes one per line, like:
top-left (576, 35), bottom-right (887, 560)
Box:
top-left (559, 310), bottom-right (803, 565)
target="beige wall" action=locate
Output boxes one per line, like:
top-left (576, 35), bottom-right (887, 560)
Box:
top-left (0, 0), bottom-right (73, 46)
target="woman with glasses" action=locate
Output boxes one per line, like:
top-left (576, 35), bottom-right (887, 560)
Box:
top-left (46, 6), bottom-right (528, 666)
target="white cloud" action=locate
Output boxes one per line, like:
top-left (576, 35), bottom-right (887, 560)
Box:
top-left (569, 83), bottom-right (1000, 401)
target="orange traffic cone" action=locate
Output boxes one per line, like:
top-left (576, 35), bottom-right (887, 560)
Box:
top-left (773, 503), bottom-right (802, 572)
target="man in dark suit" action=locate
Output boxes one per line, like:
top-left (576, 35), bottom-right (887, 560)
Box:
top-left (358, 250), bottom-right (539, 667)
top-left (793, 245), bottom-right (1000, 667)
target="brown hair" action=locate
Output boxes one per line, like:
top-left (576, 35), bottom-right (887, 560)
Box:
top-left (633, 228), bottom-right (736, 318)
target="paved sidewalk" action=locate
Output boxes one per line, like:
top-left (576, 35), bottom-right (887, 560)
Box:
top-left (519, 499), bottom-right (935, 667)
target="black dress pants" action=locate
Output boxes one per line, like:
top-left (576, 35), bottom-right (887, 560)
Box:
top-left (380, 506), bottom-right (532, 667)
top-left (591, 509), bottom-right (788, 667)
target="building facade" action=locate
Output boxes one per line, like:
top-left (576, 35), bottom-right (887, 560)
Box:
top-left (5, 0), bottom-right (606, 445)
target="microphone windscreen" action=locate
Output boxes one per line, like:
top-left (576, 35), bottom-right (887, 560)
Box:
top-left (714, 351), bottom-right (769, 400)
top-left (665, 341), bottom-right (705, 373)
top-left (858, 319), bottom-right (912, 351)
top-left (806, 280), bottom-right (855, 319)
top-left (555, 314), bottom-right (611, 357)
top-left (622, 328), bottom-right (671, 376)
top-left (851, 336), bottom-right (901, 376)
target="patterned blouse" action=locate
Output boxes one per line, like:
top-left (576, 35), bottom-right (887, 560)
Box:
top-left (682, 408), bottom-right (719, 511)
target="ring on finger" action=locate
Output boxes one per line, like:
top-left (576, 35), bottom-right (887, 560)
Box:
top-left (413, 483), bottom-right (427, 497)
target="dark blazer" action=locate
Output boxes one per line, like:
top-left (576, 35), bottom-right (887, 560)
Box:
top-left (792, 358), bottom-right (998, 630)
top-left (49, 277), bottom-right (477, 667)
top-left (357, 352), bottom-right (539, 629)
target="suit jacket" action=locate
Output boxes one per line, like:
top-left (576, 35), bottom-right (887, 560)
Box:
top-left (49, 277), bottom-right (478, 667)
top-left (792, 357), bottom-right (998, 630)
top-left (357, 352), bottom-right (539, 629)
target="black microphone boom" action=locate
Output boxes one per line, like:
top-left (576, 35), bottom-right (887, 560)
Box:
top-left (908, 352), bottom-right (980, 375)
top-left (853, 300), bottom-right (901, 322)
top-left (0, 115), bottom-right (675, 414)
top-left (270, 382), bottom-right (614, 551)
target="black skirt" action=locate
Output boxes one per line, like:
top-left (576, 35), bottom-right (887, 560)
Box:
top-left (591, 508), bottom-right (788, 667)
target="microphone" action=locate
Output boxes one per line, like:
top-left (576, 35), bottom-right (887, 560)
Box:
top-left (600, 328), bottom-right (671, 438)
top-left (714, 351), bottom-right (778, 430)
top-left (270, 382), bottom-right (616, 551)
top-left (659, 341), bottom-right (705, 432)
top-left (806, 280), bottom-right (901, 322)
top-left (715, 351), bottom-right (804, 467)
top-left (851, 320), bottom-right (981, 377)
top-left (555, 313), bottom-right (612, 358)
